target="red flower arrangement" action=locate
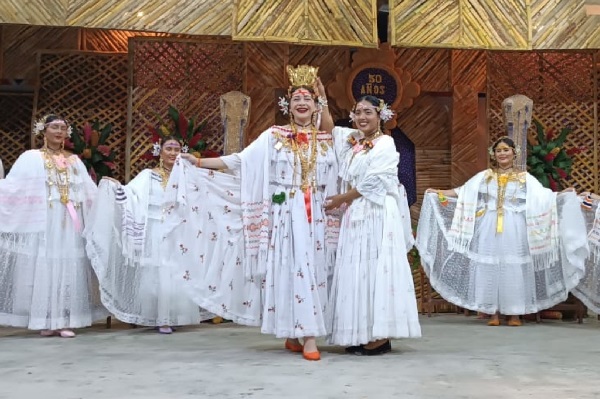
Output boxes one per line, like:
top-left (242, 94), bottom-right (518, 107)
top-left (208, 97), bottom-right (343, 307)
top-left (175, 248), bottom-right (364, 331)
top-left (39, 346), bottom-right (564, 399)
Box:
top-left (65, 121), bottom-right (116, 183)
top-left (528, 119), bottom-right (586, 191)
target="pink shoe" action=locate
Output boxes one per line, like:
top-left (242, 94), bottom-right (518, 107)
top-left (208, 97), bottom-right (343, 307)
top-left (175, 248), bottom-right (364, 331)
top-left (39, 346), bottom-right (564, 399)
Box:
top-left (59, 330), bottom-right (76, 338)
top-left (158, 327), bottom-right (173, 334)
top-left (40, 330), bottom-right (57, 337)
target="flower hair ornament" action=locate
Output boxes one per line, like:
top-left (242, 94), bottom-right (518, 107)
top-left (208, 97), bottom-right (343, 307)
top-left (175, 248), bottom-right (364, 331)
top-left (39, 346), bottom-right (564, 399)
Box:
top-left (488, 136), bottom-right (521, 157)
top-left (145, 105), bottom-right (210, 160)
top-left (32, 115), bottom-right (73, 137)
top-left (349, 99), bottom-right (395, 123)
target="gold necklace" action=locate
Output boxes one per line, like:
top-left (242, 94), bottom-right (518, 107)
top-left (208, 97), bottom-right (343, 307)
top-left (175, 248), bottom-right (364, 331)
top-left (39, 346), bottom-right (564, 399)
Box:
top-left (41, 147), bottom-right (70, 205)
top-left (289, 123), bottom-right (318, 196)
top-left (495, 170), bottom-right (514, 233)
top-left (158, 166), bottom-right (171, 190)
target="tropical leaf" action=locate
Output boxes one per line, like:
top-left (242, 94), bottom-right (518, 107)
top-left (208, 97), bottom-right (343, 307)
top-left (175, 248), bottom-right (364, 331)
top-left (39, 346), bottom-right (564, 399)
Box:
top-left (533, 119), bottom-right (545, 144)
top-left (99, 123), bottom-right (112, 145)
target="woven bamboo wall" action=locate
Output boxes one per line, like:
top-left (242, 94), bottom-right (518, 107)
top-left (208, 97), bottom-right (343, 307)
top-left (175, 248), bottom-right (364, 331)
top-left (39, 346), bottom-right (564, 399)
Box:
top-left (488, 51), bottom-right (598, 193)
top-left (390, 0), bottom-right (600, 50)
top-left (233, 0), bottom-right (378, 47)
top-left (33, 51), bottom-right (128, 181)
top-left (127, 38), bottom-right (245, 180)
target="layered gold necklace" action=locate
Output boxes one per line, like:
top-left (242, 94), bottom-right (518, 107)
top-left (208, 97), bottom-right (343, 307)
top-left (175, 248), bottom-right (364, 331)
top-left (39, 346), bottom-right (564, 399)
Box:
top-left (41, 146), bottom-right (70, 205)
top-left (157, 164), bottom-right (171, 190)
top-left (289, 122), bottom-right (318, 198)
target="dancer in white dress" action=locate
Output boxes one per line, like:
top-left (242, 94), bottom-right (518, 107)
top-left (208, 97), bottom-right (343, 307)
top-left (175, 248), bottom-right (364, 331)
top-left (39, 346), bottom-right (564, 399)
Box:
top-left (0, 114), bottom-right (107, 337)
top-left (85, 138), bottom-right (207, 333)
top-left (176, 65), bottom-right (339, 360)
top-left (572, 192), bottom-right (600, 312)
top-left (416, 96), bottom-right (588, 326)
top-left (324, 96), bottom-right (421, 355)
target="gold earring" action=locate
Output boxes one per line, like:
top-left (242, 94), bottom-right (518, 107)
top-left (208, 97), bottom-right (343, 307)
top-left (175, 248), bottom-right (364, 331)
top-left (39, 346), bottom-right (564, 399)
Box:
top-left (159, 158), bottom-right (164, 169)
top-left (43, 136), bottom-right (48, 149)
top-left (60, 141), bottom-right (64, 151)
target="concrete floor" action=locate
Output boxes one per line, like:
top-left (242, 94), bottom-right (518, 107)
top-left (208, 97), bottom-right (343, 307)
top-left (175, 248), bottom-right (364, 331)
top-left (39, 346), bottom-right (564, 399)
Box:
top-left (0, 314), bottom-right (599, 399)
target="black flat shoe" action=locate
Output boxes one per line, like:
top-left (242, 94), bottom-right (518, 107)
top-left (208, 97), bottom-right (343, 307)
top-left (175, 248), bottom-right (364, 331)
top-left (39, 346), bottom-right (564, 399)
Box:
top-left (351, 340), bottom-right (391, 356)
top-left (344, 345), bottom-right (363, 354)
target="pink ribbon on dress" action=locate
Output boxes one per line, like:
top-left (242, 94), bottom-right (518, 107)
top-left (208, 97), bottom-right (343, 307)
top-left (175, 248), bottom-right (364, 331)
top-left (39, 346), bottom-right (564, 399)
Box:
top-left (66, 201), bottom-right (82, 232)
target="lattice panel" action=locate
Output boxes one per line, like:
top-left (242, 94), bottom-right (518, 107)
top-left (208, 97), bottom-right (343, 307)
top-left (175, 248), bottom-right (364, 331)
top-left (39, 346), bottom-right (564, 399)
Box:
top-left (488, 51), bottom-right (597, 192)
top-left (34, 51), bottom-right (128, 181)
top-left (0, 94), bottom-right (34, 173)
top-left (128, 39), bottom-right (244, 179)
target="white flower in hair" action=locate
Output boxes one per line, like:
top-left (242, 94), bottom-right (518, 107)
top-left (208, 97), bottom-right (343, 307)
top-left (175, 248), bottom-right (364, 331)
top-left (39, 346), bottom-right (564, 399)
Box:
top-left (378, 102), bottom-right (395, 122)
top-left (278, 96), bottom-right (289, 115)
top-left (152, 142), bottom-right (161, 156)
top-left (35, 122), bottom-right (45, 133)
top-left (182, 145), bottom-right (189, 153)
top-left (349, 111), bottom-right (357, 123)
top-left (66, 126), bottom-right (73, 138)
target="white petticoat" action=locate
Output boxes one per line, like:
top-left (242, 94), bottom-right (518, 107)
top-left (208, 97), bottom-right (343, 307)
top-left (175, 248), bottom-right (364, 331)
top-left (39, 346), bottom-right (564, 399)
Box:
top-left (418, 192), bottom-right (585, 315)
top-left (0, 203), bottom-right (107, 330)
top-left (327, 195), bottom-right (422, 346)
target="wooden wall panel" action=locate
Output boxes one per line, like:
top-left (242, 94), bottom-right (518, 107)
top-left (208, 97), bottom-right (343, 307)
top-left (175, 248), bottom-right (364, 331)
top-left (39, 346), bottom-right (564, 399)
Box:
top-left (1, 25), bottom-right (79, 84)
top-left (395, 48), bottom-right (451, 93)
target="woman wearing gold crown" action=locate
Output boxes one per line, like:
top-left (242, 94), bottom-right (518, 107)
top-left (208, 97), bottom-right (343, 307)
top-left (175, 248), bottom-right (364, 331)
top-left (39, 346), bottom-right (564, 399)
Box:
top-left (173, 65), bottom-right (338, 360)
top-left (416, 96), bottom-right (588, 326)
top-left (572, 192), bottom-right (600, 313)
top-left (322, 95), bottom-right (421, 356)
top-left (84, 121), bottom-right (211, 333)
top-left (0, 114), bottom-right (107, 337)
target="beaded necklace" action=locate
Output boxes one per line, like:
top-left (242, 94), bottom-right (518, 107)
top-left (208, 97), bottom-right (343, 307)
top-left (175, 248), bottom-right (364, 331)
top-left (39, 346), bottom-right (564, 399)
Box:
top-left (289, 123), bottom-right (318, 197)
top-left (41, 147), bottom-right (70, 206)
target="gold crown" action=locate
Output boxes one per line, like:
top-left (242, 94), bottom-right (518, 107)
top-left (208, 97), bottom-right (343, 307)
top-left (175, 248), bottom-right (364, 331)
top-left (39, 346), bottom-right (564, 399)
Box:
top-left (286, 65), bottom-right (319, 88)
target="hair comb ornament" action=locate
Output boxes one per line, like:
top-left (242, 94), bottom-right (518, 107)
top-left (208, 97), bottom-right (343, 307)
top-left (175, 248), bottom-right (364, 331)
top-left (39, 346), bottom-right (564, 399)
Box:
top-left (32, 115), bottom-right (73, 137)
top-left (349, 100), bottom-right (395, 123)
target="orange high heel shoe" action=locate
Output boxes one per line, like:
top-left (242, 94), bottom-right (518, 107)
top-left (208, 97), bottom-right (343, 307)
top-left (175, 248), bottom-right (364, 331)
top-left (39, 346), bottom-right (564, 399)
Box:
top-left (487, 318), bottom-right (501, 326)
top-left (285, 339), bottom-right (304, 353)
top-left (302, 350), bottom-right (321, 361)
top-left (507, 318), bottom-right (522, 327)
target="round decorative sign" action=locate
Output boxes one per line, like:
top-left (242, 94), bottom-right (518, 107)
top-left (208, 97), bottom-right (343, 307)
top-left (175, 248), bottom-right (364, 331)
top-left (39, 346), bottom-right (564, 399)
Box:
top-left (349, 67), bottom-right (401, 107)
